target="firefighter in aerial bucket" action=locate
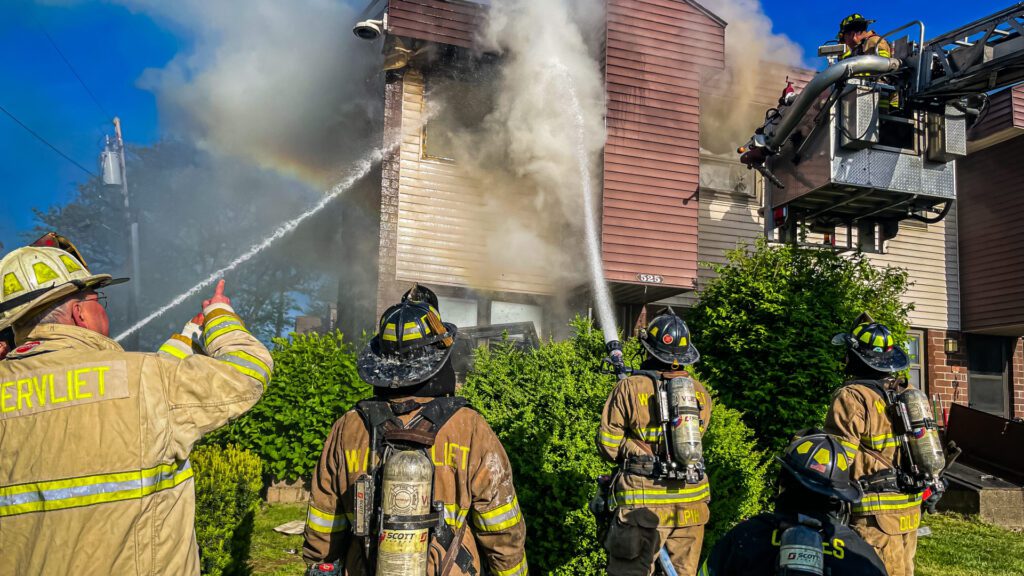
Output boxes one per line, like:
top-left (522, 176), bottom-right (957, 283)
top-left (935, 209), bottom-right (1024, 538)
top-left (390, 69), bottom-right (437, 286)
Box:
top-left (838, 13), bottom-right (899, 110)
top-left (595, 309), bottom-right (712, 576)
top-left (700, 431), bottom-right (888, 576)
top-left (825, 313), bottom-right (947, 576)
top-left (302, 285), bottom-right (527, 576)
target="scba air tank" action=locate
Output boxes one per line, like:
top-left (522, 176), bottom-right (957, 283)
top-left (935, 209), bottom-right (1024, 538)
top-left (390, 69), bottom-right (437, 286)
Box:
top-left (667, 377), bottom-right (703, 467)
top-left (777, 525), bottom-right (824, 576)
top-left (377, 450), bottom-right (433, 576)
top-left (900, 387), bottom-right (945, 478)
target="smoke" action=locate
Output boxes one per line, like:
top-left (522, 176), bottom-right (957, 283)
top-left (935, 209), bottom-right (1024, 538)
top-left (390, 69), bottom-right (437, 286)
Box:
top-left (424, 0), bottom-right (607, 294)
top-left (119, 0), bottom-right (382, 186)
top-left (698, 0), bottom-right (805, 155)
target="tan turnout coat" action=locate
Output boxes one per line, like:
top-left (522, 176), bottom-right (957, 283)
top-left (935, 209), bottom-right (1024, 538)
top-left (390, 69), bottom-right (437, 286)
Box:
top-left (0, 302), bottom-right (272, 576)
top-left (303, 396), bottom-right (528, 576)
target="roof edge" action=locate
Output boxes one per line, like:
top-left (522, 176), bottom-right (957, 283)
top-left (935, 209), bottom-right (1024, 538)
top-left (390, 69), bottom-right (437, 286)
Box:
top-left (684, 0), bottom-right (727, 29)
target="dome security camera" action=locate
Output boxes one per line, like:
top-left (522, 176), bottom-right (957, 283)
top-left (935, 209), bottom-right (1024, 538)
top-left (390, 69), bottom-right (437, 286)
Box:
top-left (353, 19), bottom-right (384, 40)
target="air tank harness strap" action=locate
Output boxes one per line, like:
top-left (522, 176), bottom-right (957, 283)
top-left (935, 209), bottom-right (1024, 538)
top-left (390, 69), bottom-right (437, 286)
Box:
top-left (859, 468), bottom-right (901, 493)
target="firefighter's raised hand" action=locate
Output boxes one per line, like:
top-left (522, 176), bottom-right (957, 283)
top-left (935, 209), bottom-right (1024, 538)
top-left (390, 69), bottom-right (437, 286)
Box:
top-left (202, 279), bottom-right (231, 308)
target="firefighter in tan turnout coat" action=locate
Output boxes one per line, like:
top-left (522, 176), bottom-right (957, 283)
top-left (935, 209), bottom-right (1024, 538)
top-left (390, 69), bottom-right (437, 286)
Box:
top-left (302, 285), bottom-right (527, 576)
top-left (0, 243), bottom-right (272, 576)
top-left (826, 314), bottom-right (940, 576)
top-left (597, 310), bottom-right (712, 576)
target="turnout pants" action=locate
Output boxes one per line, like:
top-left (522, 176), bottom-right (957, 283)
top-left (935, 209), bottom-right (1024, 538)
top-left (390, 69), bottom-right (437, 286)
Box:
top-left (851, 515), bottom-right (918, 576)
top-left (605, 507), bottom-right (705, 576)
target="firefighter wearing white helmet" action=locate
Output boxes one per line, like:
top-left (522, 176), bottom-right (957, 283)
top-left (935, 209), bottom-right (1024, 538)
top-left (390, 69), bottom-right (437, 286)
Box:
top-left (0, 242), bottom-right (273, 575)
top-left (825, 313), bottom-right (947, 576)
top-left (596, 309), bottom-right (712, 576)
top-left (302, 285), bottom-right (527, 576)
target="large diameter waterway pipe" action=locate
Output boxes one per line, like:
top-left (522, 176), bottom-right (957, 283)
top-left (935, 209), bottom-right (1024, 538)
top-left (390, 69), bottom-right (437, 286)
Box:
top-left (765, 55), bottom-right (901, 151)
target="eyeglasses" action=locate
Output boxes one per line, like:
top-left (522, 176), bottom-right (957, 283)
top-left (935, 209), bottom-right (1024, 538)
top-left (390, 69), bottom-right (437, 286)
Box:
top-left (83, 292), bottom-right (108, 310)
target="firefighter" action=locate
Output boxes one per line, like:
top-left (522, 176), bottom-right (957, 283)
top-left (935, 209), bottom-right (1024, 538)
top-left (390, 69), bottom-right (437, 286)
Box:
top-left (825, 314), bottom-right (924, 576)
top-left (302, 285), bottom-right (527, 576)
top-left (838, 14), bottom-right (892, 59)
top-left (0, 246), bottom-right (272, 575)
top-left (700, 431), bottom-right (888, 576)
top-left (596, 309), bottom-right (712, 576)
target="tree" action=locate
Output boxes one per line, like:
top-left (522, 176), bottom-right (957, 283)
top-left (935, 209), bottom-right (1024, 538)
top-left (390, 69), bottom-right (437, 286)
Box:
top-left (687, 238), bottom-right (913, 455)
top-left (29, 139), bottom-right (342, 349)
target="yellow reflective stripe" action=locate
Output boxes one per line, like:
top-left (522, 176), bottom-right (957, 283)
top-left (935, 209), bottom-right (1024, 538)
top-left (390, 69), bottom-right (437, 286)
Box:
top-left (0, 461), bottom-right (193, 517)
top-left (473, 497), bottom-right (523, 532)
top-left (306, 505), bottom-right (350, 533)
top-left (853, 493), bottom-right (923, 513)
top-left (227, 349), bottom-right (270, 374)
top-left (610, 484), bottom-right (710, 507)
top-left (205, 313), bottom-right (239, 330)
top-left (205, 323), bottom-right (246, 347)
top-left (600, 430), bottom-right (624, 448)
top-left (443, 504), bottom-right (469, 528)
top-left (158, 340), bottom-right (190, 359)
top-left (221, 350), bottom-right (271, 386)
top-left (495, 557), bottom-right (527, 576)
top-left (222, 357), bottom-right (268, 386)
top-left (861, 433), bottom-right (899, 449)
top-left (635, 427), bottom-right (663, 442)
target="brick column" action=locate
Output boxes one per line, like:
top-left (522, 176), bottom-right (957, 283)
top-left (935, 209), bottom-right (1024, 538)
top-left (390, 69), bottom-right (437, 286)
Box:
top-left (1013, 337), bottom-right (1024, 419)
top-left (377, 71), bottom-right (405, 317)
top-left (926, 329), bottom-right (968, 422)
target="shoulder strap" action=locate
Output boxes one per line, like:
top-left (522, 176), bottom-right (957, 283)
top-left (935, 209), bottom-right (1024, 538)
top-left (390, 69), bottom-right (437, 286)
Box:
top-left (355, 399), bottom-right (402, 432)
top-left (383, 396), bottom-right (470, 447)
top-left (847, 379), bottom-right (893, 405)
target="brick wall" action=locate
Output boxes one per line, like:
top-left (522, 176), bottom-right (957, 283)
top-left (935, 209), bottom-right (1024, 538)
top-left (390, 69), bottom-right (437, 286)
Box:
top-left (376, 71), bottom-right (406, 317)
top-left (1013, 337), bottom-right (1024, 419)
top-left (926, 329), bottom-right (968, 423)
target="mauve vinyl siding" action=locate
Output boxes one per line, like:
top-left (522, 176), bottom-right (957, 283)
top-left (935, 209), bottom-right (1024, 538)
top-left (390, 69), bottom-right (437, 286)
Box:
top-left (387, 0), bottom-right (482, 48)
top-left (958, 134), bottom-right (1024, 334)
top-left (603, 0), bottom-right (725, 288)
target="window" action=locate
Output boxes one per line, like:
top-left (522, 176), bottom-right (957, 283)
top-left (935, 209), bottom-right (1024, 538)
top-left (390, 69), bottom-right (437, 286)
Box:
top-left (437, 296), bottom-right (478, 329)
top-left (906, 329), bottom-right (925, 390)
top-left (422, 75), bottom-right (494, 161)
top-left (490, 301), bottom-right (544, 339)
top-left (967, 334), bottom-right (1011, 417)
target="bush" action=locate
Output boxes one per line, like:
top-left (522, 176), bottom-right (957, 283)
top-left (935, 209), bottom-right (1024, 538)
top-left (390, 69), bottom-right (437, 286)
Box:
top-left (206, 331), bottom-right (371, 481)
top-left (193, 445), bottom-right (263, 576)
top-left (462, 318), bottom-right (767, 574)
top-left (688, 238), bottom-right (912, 455)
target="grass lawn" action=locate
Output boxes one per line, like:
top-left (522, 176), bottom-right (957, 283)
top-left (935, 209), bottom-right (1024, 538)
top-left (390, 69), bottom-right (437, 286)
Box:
top-left (917, 513), bottom-right (1024, 576)
top-left (249, 503), bottom-right (307, 576)
top-left (248, 506), bottom-right (1023, 575)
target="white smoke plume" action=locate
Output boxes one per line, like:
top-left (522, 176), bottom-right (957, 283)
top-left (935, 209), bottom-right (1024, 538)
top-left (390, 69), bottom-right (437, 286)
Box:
top-left (698, 0), bottom-right (805, 154)
top-left (119, 0), bottom-right (382, 185)
top-left (419, 0), bottom-right (607, 294)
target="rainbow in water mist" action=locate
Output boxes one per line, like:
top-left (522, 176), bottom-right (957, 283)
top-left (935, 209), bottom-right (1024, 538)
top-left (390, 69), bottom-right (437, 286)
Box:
top-left (113, 148), bottom-right (387, 343)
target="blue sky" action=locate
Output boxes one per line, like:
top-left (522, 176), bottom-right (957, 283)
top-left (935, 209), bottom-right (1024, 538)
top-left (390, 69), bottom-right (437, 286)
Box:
top-left (0, 0), bottom-right (1013, 253)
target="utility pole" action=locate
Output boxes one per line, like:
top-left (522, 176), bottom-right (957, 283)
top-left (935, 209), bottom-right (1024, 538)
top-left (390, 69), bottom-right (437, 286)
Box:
top-left (113, 117), bottom-right (141, 350)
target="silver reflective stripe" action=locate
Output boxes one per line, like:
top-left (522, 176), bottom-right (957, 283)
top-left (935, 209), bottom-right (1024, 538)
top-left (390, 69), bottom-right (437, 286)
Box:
top-left (222, 353), bottom-right (270, 384)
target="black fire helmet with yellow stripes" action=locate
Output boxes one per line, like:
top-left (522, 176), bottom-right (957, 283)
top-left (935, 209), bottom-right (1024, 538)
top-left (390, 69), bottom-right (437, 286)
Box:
top-left (777, 431), bottom-right (863, 503)
top-left (357, 284), bottom-right (457, 388)
top-left (831, 312), bottom-right (909, 373)
top-left (838, 13), bottom-right (874, 39)
top-left (638, 307), bottom-right (699, 367)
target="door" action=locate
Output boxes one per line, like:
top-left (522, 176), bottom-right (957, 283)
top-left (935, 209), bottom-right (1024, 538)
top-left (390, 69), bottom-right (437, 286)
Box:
top-left (967, 334), bottom-right (1011, 417)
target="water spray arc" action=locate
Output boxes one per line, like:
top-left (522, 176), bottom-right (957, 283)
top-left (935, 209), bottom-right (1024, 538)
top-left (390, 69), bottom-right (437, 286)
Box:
top-left (550, 62), bottom-right (624, 374)
top-left (113, 148), bottom-right (386, 343)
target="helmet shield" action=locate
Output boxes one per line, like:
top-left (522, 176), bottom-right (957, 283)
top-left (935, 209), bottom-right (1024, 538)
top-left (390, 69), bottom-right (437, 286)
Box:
top-left (777, 433), bottom-right (863, 503)
top-left (357, 297), bottom-right (458, 388)
top-left (639, 312), bottom-right (700, 366)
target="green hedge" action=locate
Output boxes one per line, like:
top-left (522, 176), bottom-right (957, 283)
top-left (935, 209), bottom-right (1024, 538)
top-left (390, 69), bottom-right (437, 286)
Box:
top-left (193, 445), bottom-right (263, 576)
top-left (688, 238), bottom-right (912, 455)
top-left (207, 331), bottom-right (371, 481)
top-left (462, 318), bottom-right (766, 575)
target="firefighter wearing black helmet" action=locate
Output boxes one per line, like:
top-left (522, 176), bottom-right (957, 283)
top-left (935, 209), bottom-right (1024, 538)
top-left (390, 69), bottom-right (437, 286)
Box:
top-left (699, 431), bottom-right (888, 575)
top-left (302, 285), bottom-right (528, 576)
top-left (824, 313), bottom-right (924, 576)
top-left (596, 309), bottom-right (712, 576)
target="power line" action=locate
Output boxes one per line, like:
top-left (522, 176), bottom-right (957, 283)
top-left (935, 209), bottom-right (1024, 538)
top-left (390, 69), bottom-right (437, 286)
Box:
top-left (0, 103), bottom-right (97, 177)
top-left (34, 16), bottom-right (111, 120)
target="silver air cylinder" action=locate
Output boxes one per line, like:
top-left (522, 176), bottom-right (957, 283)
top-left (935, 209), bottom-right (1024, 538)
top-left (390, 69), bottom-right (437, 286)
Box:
top-left (377, 450), bottom-right (433, 576)
top-left (900, 387), bottom-right (946, 478)
top-left (667, 377), bottom-right (703, 467)
top-left (778, 524), bottom-right (824, 575)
